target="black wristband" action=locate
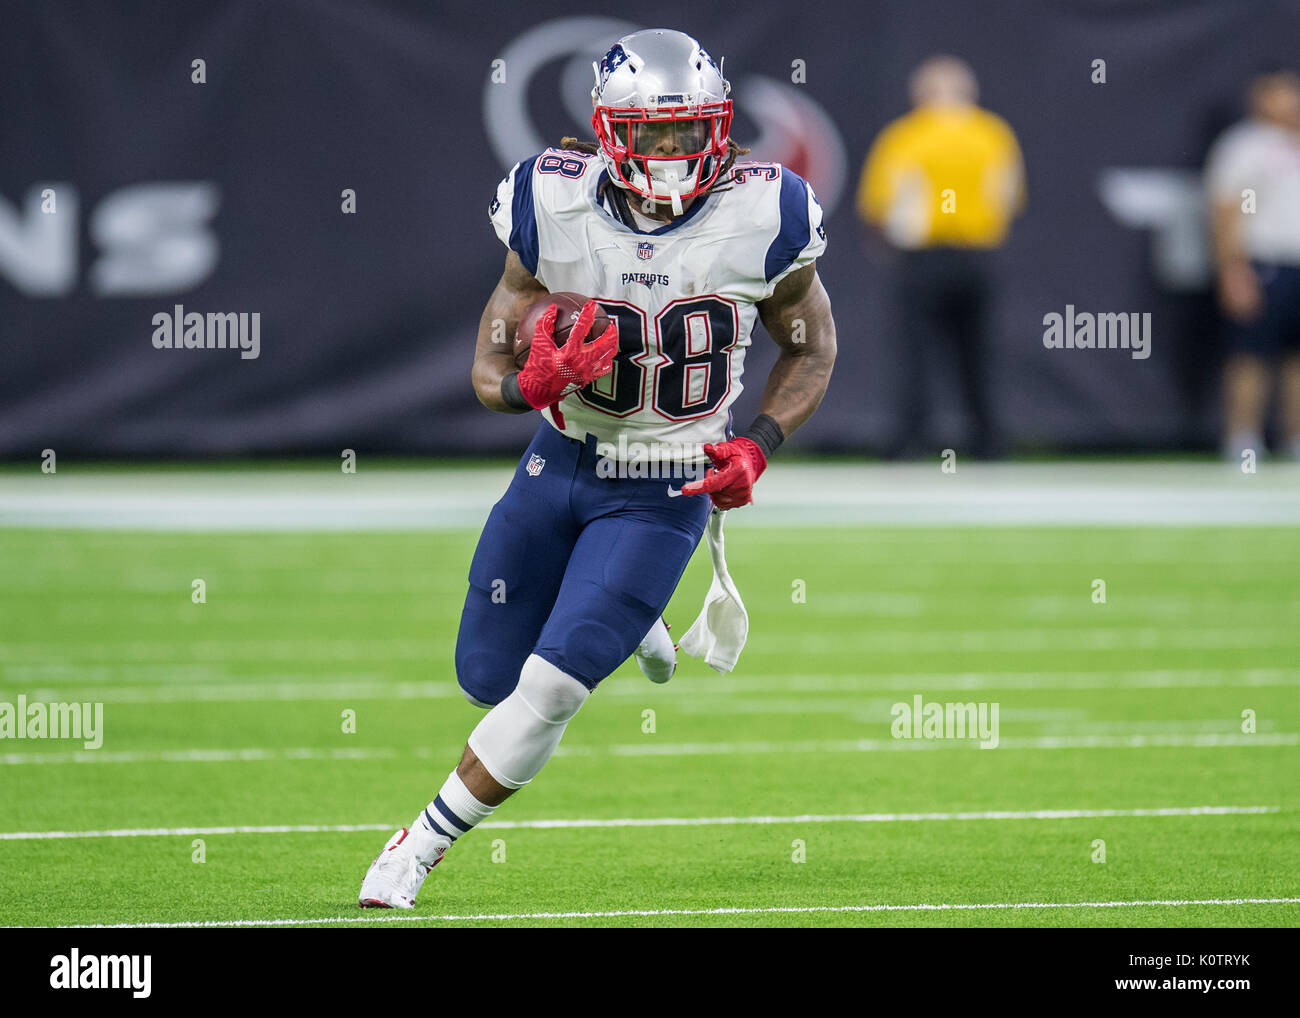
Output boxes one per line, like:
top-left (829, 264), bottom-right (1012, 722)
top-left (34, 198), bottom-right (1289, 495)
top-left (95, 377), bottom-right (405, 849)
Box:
top-left (500, 372), bottom-right (533, 413)
top-left (743, 414), bottom-right (785, 458)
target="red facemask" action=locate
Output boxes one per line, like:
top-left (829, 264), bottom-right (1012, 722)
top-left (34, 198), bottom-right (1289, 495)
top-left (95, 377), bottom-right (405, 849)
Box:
top-left (593, 100), bottom-right (734, 207)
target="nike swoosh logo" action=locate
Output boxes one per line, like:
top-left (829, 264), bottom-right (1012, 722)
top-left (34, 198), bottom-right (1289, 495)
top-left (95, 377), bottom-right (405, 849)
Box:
top-left (666, 486), bottom-right (683, 497)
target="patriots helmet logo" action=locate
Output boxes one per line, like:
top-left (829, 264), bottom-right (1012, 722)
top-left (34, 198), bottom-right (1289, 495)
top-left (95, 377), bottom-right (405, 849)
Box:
top-left (597, 43), bottom-right (629, 90)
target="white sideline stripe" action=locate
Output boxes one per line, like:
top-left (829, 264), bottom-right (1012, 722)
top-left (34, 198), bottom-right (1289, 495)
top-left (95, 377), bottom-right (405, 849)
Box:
top-left (4, 668), bottom-right (1297, 704)
top-left (1, 628), bottom-right (1295, 664)
top-left (763, 628), bottom-right (1300, 654)
top-left (0, 747), bottom-right (407, 765)
top-left (591, 733), bottom-right (1300, 755)
top-left (0, 823), bottom-right (397, 840)
top-left (3, 462), bottom-right (1300, 529)
top-left (3, 731), bottom-right (1297, 766)
top-left (607, 669), bottom-right (1300, 693)
top-left (41, 898), bottom-right (1300, 928)
top-left (0, 681), bottom-right (464, 704)
top-left (0, 805), bottom-right (1282, 840)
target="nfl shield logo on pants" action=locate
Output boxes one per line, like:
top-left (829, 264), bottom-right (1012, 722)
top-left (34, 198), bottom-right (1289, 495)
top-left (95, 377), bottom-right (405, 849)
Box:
top-left (526, 453), bottom-right (545, 476)
top-left (637, 241), bottom-right (654, 261)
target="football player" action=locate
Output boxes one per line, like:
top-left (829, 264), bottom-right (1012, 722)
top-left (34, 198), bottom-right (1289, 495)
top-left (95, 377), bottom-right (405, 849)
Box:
top-left (359, 27), bottom-right (836, 908)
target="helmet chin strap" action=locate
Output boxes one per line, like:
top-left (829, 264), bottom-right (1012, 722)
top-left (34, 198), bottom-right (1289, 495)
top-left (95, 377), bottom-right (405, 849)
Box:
top-left (645, 159), bottom-right (696, 216)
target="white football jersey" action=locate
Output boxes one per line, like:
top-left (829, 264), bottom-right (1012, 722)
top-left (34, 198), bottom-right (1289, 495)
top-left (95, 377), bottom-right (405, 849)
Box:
top-left (489, 148), bottom-right (827, 463)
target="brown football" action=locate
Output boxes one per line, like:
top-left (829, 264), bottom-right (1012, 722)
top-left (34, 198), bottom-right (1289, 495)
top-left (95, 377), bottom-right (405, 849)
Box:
top-left (514, 292), bottom-right (612, 369)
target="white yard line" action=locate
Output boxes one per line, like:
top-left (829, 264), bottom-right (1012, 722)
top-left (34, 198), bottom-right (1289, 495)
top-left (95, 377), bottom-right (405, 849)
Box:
top-left (37, 897), bottom-right (1300, 928)
top-left (0, 804), bottom-right (1283, 840)
top-left (2, 731), bottom-right (1296, 766)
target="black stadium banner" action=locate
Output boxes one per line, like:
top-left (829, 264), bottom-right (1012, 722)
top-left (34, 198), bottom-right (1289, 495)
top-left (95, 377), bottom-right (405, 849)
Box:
top-left (2, 0), bottom-right (1297, 457)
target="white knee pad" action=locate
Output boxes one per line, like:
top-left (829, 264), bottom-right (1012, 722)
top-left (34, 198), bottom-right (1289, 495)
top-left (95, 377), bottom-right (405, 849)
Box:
top-left (466, 654), bottom-right (589, 790)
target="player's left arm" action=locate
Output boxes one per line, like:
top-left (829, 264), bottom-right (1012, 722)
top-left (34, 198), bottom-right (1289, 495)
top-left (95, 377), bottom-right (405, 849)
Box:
top-left (682, 261), bottom-right (836, 509)
top-left (753, 260), bottom-right (837, 439)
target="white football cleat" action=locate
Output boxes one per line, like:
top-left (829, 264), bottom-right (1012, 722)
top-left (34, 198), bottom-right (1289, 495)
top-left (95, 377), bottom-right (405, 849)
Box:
top-left (635, 617), bottom-right (677, 684)
top-left (358, 827), bottom-right (443, 909)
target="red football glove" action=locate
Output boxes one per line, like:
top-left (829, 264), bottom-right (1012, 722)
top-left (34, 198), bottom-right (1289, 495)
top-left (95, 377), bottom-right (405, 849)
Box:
top-left (681, 437), bottom-right (768, 510)
top-left (517, 301), bottom-right (619, 418)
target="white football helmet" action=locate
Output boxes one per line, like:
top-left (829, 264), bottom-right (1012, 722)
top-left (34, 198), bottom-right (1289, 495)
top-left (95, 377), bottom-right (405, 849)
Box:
top-left (591, 29), bottom-right (733, 215)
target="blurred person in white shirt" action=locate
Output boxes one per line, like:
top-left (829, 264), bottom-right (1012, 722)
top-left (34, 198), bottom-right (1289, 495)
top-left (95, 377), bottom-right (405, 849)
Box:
top-left (1205, 68), bottom-right (1300, 462)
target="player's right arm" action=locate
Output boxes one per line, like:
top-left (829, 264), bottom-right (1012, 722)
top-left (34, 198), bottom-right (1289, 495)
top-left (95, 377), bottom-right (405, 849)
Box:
top-left (472, 250), bottom-right (550, 413)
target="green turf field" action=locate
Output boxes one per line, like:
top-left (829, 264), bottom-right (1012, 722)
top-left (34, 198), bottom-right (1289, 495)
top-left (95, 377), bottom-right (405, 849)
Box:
top-left (1, 524), bottom-right (1297, 927)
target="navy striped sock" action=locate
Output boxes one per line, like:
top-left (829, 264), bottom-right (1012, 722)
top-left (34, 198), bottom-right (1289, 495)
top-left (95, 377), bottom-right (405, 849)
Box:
top-left (421, 770), bottom-right (496, 843)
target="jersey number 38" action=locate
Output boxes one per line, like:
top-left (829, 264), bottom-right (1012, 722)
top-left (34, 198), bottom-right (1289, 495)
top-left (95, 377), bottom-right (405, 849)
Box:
top-left (577, 296), bottom-right (739, 420)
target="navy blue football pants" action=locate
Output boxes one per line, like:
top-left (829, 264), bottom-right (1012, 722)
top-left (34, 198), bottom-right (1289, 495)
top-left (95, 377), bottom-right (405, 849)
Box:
top-left (455, 421), bottom-right (712, 706)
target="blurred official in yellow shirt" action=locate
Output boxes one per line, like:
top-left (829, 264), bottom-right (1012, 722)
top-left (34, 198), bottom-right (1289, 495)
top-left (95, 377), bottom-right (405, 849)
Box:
top-left (858, 56), bottom-right (1025, 458)
top-left (859, 57), bottom-right (1025, 248)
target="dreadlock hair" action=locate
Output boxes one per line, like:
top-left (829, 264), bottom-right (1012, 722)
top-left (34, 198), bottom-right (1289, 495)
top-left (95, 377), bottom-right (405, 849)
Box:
top-left (558, 136), bottom-right (751, 219)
